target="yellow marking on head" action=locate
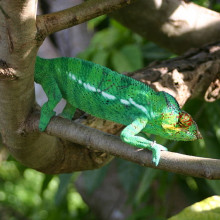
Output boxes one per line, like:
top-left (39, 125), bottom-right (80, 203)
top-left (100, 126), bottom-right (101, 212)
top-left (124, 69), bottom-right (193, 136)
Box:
top-left (162, 124), bottom-right (182, 132)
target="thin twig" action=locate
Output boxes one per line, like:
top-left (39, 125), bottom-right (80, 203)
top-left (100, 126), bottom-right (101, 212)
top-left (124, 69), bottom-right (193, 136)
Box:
top-left (25, 112), bottom-right (220, 180)
top-left (36, 0), bottom-right (136, 40)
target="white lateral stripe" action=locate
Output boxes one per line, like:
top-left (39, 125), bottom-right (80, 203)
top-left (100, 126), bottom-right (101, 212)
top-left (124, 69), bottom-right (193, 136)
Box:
top-left (68, 74), bottom-right (149, 107)
top-left (129, 98), bottom-right (147, 113)
top-left (120, 99), bottom-right (130, 105)
top-left (83, 83), bottom-right (97, 92)
top-left (68, 72), bottom-right (76, 81)
top-left (101, 91), bottom-right (116, 100)
top-left (71, 74), bottom-right (76, 80)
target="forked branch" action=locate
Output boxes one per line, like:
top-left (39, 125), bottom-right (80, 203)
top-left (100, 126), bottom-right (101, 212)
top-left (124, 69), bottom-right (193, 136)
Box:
top-left (36, 0), bottom-right (136, 41)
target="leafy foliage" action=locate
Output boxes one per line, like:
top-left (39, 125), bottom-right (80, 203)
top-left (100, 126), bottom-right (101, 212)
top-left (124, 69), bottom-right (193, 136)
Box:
top-left (169, 196), bottom-right (220, 220)
top-left (0, 158), bottom-right (95, 220)
top-left (78, 17), bottom-right (171, 72)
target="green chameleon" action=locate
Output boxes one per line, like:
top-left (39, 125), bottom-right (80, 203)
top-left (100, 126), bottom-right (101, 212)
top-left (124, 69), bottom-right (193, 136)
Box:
top-left (34, 56), bottom-right (202, 166)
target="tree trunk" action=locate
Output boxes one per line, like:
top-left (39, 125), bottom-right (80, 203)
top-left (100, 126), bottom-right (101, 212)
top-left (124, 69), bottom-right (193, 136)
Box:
top-left (0, 0), bottom-right (117, 174)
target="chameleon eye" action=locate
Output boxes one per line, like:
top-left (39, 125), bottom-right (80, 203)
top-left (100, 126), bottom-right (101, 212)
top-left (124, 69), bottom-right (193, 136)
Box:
top-left (178, 111), bottom-right (193, 127)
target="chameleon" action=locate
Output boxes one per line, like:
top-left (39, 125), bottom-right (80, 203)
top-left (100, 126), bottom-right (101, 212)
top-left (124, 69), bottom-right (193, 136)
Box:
top-left (34, 56), bottom-right (202, 166)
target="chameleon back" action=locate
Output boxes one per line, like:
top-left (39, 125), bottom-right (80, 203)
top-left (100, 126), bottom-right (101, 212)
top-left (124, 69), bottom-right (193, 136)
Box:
top-left (39, 57), bottom-right (158, 125)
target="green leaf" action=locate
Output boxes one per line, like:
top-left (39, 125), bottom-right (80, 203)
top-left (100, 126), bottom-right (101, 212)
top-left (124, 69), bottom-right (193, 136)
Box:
top-left (206, 179), bottom-right (220, 195)
top-left (111, 50), bottom-right (131, 72)
top-left (127, 205), bottom-right (156, 220)
top-left (82, 164), bottom-right (109, 195)
top-left (77, 47), bottom-right (95, 60)
top-left (134, 168), bottom-right (159, 204)
top-left (142, 42), bottom-right (174, 61)
top-left (55, 174), bottom-right (73, 206)
top-left (40, 174), bottom-right (54, 197)
top-left (90, 28), bottom-right (121, 50)
top-left (202, 101), bottom-right (220, 159)
top-left (91, 50), bottom-right (109, 66)
top-left (111, 45), bottom-right (143, 72)
top-left (205, 101), bottom-right (220, 144)
top-left (116, 159), bottom-right (145, 194)
top-left (121, 44), bottom-right (143, 71)
top-left (168, 196), bottom-right (220, 220)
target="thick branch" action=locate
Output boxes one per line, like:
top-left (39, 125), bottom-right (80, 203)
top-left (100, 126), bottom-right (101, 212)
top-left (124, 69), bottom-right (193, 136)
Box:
top-left (36, 0), bottom-right (136, 41)
top-left (25, 113), bottom-right (220, 180)
top-left (112, 0), bottom-right (220, 54)
top-left (131, 41), bottom-right (220, 106)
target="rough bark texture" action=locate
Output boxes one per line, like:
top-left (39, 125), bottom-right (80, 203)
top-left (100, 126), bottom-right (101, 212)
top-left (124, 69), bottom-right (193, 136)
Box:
top-left (112, 0), bottom-right (220, 54)
top-left (130, 41), bottom-right (220, 106)
top-left (36, 0), bottom-right (137, 40)
top-left (0, 0), bottom-right (134, 174)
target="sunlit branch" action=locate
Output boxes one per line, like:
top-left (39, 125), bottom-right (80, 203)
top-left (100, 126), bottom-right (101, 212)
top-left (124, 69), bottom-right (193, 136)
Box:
top-left (36, 0), bottom-right (136, 41)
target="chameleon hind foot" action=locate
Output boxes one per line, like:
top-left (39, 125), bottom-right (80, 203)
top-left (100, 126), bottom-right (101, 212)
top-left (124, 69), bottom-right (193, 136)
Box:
top-left (59, 102), bottom-right (76, 120)
top-left (39, 110), bottom-right (56, 131)
top-left (151, 142), bottom-right (168, 166)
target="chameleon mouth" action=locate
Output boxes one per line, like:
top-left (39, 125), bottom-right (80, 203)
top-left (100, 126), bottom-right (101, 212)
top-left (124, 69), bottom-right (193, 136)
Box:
top-left (162, 124), bottom-right (202, 140)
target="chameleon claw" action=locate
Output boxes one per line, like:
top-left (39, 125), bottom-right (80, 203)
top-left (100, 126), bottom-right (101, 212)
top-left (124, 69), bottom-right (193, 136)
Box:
top-left (39, 111), bottom-right (56, 132)
top-left (159, 145), bottom-right (168, 151)
top-left (152, 150), bottom-right (160, 166)
top-left (151, 142), bottom-right (168, 166)
top-left (39, 122), bottom-right (48, 132)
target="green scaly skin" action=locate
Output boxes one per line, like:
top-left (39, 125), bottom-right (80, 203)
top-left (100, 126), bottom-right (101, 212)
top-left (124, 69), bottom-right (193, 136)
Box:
top-left (34, 56), bottom-right (202, 166)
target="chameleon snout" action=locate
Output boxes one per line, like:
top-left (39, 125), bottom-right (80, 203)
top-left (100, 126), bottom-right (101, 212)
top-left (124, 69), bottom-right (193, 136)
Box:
top-left (196, 130), bottom-right (203, 139)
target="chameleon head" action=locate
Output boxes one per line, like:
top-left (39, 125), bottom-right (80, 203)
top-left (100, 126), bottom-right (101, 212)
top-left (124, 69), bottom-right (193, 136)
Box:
top-left (145, 91), bottom-right (202, 141)
top-left (160, 110), bottom-right (202, 141)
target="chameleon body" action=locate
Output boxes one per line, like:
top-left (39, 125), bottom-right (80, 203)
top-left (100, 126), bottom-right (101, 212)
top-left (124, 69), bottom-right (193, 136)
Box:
top-left (35, 56), bottom-right (202, 166)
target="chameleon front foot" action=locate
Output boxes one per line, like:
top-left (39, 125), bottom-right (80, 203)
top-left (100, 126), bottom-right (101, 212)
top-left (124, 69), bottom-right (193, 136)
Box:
top-left (120, 119), bottom-right (169, 166)
top-left (59, 102), bottom-right (76, 120)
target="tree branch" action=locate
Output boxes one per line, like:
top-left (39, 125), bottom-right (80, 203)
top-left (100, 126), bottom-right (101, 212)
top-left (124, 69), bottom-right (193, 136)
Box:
top-left (25, 112), bottom-right (220, 180)
top-left (131, 41), bottom-right (220, 106)
top-left (36, 0), bottom-right (137, 41)
top-left (112, 0), bottom-right (220, 54)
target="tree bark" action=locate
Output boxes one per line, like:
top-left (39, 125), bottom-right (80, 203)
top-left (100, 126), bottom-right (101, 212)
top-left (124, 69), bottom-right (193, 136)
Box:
top-left (36, 0), bottom-right (137, 40)
top-left (112, 0), bottom-right (220, 54)
top-left (131, 41), bottom-right (220, 106)
top-left (0, 0), bottom-right (136, 173)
